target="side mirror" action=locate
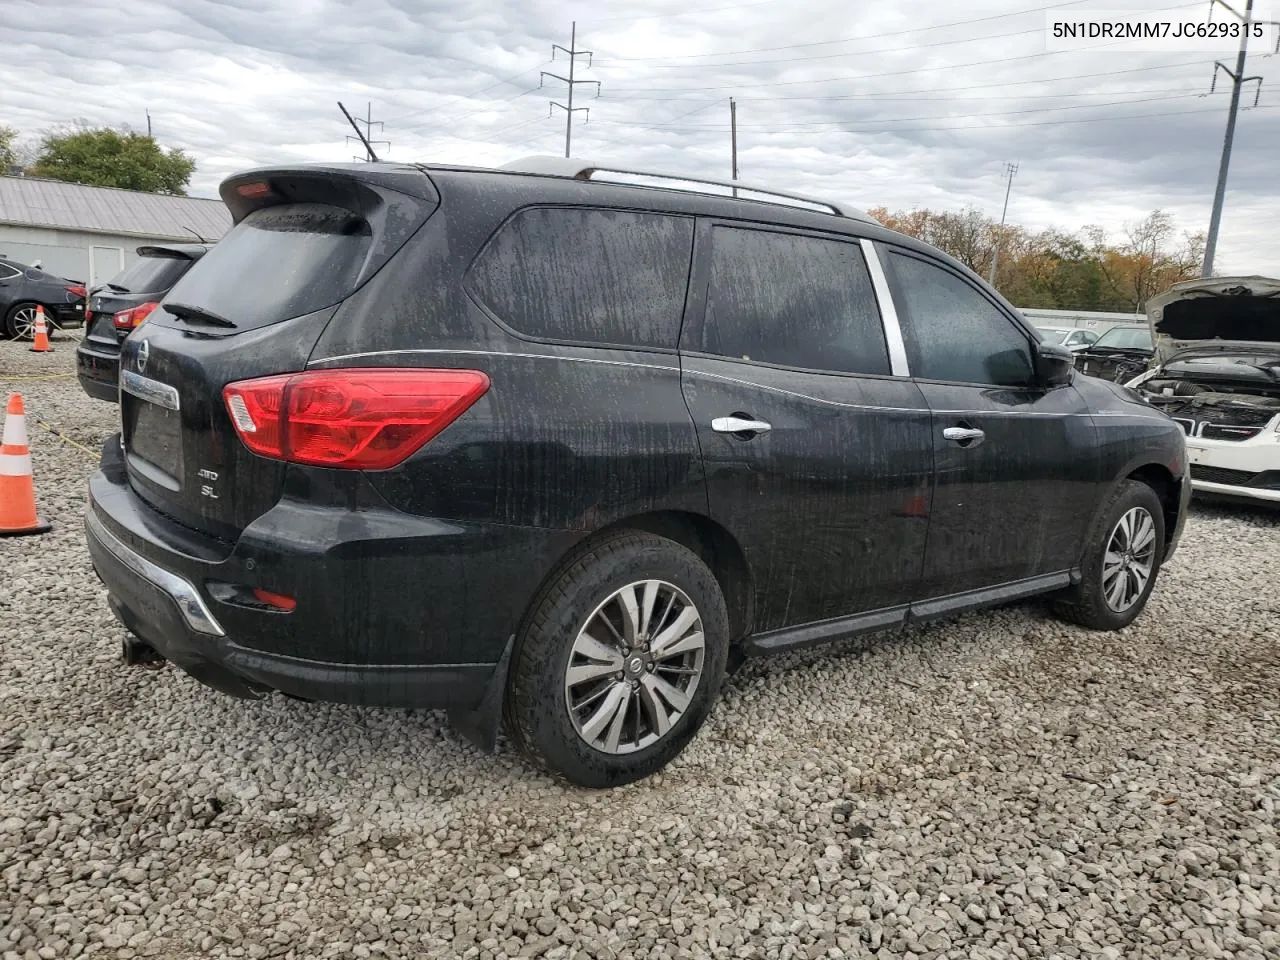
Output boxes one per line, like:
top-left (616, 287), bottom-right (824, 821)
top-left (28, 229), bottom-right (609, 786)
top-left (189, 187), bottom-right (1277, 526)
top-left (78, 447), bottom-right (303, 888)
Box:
top-left (1035, 341), bottom-right (1075, 387)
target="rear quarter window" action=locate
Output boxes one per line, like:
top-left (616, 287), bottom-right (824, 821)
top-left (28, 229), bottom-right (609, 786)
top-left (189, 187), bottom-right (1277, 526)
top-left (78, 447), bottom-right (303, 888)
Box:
top-left (467, 206), bottom-right (694, 350)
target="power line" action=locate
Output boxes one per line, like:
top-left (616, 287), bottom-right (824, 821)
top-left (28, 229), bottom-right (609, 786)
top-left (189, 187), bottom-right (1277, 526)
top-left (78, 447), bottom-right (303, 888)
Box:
top-left (592, 92), bottom-right (1211, 130)
top-left (395, 85), bottom-right (542, 136)
top-left (591, 0), bottom-right (1094, 58)
top-left (595, 26), bottom-right (1047, 70)
top-left (382, 68), bottom-right (541, 125)
top-left (542, 22), bottom-right (600, 157)
top-left (598, 60), bottom-right (1224, 101)
top-left (607, 102), bottom-right (1278, 137)
top-left (598, 51), bottom-right (1218, 94)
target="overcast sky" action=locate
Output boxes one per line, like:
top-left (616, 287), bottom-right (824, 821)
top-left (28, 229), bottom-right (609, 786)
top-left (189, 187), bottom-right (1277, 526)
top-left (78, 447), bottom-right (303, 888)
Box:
top-left (3, 0), bottom-right (1278, 274)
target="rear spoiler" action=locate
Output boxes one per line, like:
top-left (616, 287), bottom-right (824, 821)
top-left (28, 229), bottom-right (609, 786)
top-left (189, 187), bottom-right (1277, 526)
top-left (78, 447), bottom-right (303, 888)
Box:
top-left (217, 163), bottom-right (441, 297)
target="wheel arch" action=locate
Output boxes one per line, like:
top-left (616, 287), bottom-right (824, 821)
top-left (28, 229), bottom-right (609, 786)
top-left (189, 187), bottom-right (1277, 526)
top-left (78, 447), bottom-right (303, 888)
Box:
top-left (551, 510), bottom-right (755, 644)
top-left (1118, 460), bottom-right (1183, 549)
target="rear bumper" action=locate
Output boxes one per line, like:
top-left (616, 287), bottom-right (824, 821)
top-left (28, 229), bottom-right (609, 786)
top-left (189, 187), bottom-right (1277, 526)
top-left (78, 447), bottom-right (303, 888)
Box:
top-left (48, 303), bottom-right (85, 328)
top-left (76, 338), bottom-right (121, 403)
top-left (86, 434), bottom-right (572, 709)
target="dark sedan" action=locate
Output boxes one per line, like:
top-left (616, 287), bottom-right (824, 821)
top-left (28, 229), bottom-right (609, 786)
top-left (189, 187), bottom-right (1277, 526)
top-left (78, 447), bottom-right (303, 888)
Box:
top-left (1, 258), bottom-right (86, 339)
top-left (1073, 325), bottom-right (1154, 382)
top-left (76, 244), bottom-right (210, 402)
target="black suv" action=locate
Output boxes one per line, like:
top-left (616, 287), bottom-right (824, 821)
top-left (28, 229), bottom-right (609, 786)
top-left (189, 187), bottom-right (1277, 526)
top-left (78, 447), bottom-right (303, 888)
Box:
top-left (85, 159), bottom-right (1190, 787)
top-left (76, 244), bottom-right (211, 402)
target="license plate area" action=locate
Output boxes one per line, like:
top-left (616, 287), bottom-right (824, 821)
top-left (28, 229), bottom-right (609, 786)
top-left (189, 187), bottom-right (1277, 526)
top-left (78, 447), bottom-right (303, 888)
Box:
top-left (122, 375), bottom-right (184, 491)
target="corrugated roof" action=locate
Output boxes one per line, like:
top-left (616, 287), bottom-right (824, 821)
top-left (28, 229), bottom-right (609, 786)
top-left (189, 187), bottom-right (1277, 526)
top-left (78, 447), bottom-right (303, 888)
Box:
top-left (0, 176), bottom-right (231, 241)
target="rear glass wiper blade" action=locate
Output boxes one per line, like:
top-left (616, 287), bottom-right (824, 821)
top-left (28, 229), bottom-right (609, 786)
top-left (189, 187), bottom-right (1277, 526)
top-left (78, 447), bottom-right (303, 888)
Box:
top-left (164, 302), bottom-right (237, 328)
top-left (105, 283), bottom-right (130, 292)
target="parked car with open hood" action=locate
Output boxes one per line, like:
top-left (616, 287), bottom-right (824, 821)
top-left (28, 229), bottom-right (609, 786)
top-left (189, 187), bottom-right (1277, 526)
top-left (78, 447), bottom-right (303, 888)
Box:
top-left (0, 257), bottom-right (86, 339)
top-left (1128, 275), bottom-right (1280, 504)
top-left (1073, 325), bottom-right (1154, 382)
top-left (76, 244), bottom-right (211, 402)
top-left (84, 157), bottom-right (1190, 787)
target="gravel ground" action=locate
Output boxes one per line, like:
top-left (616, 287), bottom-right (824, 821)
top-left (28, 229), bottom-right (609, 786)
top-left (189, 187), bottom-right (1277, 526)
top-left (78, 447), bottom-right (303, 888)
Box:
top-left (2, 336), bottom-right (1277, 960)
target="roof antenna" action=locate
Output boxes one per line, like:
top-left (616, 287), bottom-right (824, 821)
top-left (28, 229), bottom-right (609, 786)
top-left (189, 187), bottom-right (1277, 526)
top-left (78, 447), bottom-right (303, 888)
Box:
top-left (181, 225), bottom-right (207, 243)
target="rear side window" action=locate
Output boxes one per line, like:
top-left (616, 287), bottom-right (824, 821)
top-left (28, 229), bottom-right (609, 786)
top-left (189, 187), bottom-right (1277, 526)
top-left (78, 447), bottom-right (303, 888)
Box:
top-left (104, 255), bottom-right (190, 295)
top-left (163, 203), bottom-right (372, 330)
top-left (700, 227), bottom-right (889, 376)
top-left (0, 263), bottom-right (19, 281)
top-left (468, 207), bottom-right (694, 350)
top-left (889, 252), bottom-right (1034, 387)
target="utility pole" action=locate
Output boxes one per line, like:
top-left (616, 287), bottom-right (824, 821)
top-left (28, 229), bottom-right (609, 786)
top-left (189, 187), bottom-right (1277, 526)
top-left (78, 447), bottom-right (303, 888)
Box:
top-left (338, 101), bottom-right (389, 162)
top-left (146, 110), bottom-right (152, 139)
top-left (988, 161), bottom-right (1018, 288)
top-left (730, 98), bottom-right (738, 198)
top-left (542, 22), bottom-right (600, 158)
top-left (1201, 0), bottom-right (1263, 277)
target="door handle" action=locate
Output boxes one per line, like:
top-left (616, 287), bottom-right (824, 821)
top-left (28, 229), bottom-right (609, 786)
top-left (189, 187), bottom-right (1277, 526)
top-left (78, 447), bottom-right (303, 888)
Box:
top-left (712, 416), bottom-right (772, 436)
top-left (943, 426), bottom-right (985, 446)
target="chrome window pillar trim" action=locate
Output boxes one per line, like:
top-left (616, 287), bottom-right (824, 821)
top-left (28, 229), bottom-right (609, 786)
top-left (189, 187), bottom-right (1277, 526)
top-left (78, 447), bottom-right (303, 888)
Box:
top-left (860, 238), bottom-right (910, 378)
top-left (85, 509), bottom-right (225, 637)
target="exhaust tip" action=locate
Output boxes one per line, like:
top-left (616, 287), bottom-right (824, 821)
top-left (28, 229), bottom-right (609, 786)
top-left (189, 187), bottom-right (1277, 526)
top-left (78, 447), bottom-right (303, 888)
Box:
top-left (121, 635), bottom-right (165, 667)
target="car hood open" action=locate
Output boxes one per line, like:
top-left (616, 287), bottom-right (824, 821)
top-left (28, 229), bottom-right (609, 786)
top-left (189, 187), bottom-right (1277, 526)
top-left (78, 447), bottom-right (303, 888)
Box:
top-left (1146, 275), bottom-right (1280, 364)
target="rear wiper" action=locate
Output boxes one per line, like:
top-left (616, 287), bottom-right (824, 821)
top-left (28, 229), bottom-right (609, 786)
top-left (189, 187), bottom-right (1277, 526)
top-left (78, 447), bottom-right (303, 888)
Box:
top-left (105, 283), bottom-right (130, 292)
top-left (164, 302), bottom-right (237, 328)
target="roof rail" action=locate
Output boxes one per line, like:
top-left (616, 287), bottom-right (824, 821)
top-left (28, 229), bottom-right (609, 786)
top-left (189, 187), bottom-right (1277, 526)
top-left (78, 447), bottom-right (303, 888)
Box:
top-left (500, 156), bottom-right (875, 223)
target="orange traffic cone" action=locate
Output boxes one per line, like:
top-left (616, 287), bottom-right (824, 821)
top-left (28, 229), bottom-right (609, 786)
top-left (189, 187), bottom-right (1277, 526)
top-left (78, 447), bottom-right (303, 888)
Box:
top-left (0, 393), bottom-right (51, 537)
top-left (29, 306), bottom-right (52, 353)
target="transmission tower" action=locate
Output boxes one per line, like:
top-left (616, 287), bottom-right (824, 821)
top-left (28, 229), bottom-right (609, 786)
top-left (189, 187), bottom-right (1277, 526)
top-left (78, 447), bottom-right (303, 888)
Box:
top-left (338, 101), bottom-right (390, 162)
top-left (541, 22), bottom-right (600, 158)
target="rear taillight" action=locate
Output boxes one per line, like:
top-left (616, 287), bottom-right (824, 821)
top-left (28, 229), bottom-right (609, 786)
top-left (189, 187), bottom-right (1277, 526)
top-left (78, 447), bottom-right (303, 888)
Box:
top-left (222, 368), bottom-right (490, 469)
top-left (67, 284), bottom-right (86, 298)
top-left (113, 301), bottom-right (159, 330)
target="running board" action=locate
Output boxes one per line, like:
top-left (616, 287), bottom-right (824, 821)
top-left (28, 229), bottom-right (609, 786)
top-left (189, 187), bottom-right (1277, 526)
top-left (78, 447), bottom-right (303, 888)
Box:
top-left (739, 571), bottom-right (1075, 659)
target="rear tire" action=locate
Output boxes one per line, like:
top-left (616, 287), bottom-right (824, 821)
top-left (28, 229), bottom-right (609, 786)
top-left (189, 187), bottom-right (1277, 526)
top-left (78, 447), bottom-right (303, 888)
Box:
top-left (1053, 480), bottom-right (1165, 631)
top-left (505, 532), bottom-right (729, 788)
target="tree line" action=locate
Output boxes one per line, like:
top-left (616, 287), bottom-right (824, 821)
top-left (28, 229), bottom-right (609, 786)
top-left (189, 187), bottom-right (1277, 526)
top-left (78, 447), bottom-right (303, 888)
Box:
top-left (1, 123), bottom-right (196, 196)
top-left (867, 205), bottom-right (1206, 313)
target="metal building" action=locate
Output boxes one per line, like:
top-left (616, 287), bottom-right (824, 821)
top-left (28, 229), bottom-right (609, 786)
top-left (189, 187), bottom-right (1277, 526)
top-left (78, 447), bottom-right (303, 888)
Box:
top-left (0, 176), bottom-right (231, 287)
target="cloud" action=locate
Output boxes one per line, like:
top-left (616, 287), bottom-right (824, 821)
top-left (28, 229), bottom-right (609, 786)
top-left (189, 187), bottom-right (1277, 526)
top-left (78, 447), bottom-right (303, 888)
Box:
top-left (2, 0), bottom-right (1276, 274)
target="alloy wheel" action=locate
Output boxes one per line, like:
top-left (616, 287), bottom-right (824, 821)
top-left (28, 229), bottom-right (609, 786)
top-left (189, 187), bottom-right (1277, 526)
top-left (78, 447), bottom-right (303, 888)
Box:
top-left (1102, 506), bottom-right (1157, 613)
top-left (564, 579), bottom-right (705, 755)
top-left (12, 305), bottom-right (38, 340)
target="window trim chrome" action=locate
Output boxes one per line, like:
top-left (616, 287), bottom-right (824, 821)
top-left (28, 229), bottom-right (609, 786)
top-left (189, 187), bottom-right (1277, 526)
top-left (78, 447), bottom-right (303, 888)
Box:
top-left (860, 239), bottom-right (910, 378)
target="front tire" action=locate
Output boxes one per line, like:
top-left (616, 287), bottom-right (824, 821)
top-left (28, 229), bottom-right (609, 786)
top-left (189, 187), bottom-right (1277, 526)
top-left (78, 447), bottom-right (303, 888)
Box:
top-left (505, 532), bottom-right (729, 788)
top-left (1054, 480), bottom-right (1165, 630)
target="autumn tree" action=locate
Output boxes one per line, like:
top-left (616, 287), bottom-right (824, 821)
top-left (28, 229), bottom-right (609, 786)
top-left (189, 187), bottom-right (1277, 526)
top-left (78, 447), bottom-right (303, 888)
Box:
top-left (0, 126), bottom-right (17, 171)
top-left (868, 205), bottom-right (1203, 312)
top-left (27, 124), bottom-right (195, 195)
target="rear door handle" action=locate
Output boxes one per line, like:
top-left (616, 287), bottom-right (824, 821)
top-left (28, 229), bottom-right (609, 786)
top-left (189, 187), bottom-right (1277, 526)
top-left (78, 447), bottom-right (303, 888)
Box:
top-left (943, 426), bottom-right (985, 446)
top-left (712, 416), bottom-right (772, 436)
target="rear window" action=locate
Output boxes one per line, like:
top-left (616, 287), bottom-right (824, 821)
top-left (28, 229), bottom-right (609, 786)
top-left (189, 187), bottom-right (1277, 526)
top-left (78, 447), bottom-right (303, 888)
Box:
top-left (104, 255), bottom-right (191, 295)
top-left (468, 206), bottom-right (694, 350)
top-left (162, 203), bottom-right (372, 329)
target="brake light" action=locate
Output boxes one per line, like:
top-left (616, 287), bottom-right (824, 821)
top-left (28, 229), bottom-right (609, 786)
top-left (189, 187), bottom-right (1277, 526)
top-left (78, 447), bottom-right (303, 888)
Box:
top-left (237, 181), bottom-right (272, 198)
top-left (66, 285), bottom-right (86, 298)
top-left (113, 301), bottom-right (159, 330)
top-left (223, 368), bottom-right (490, 469)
